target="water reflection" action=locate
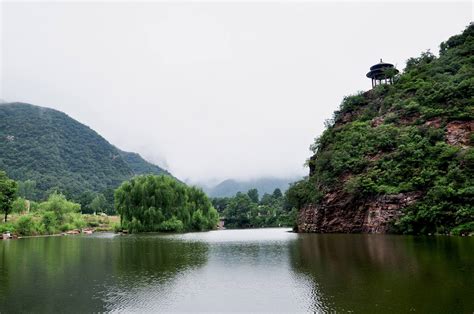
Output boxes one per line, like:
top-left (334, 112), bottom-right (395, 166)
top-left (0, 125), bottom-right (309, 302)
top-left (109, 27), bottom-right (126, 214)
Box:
top-left (290, 234), bottom-right (474, 313)
top-left (0, 234), bottom-right (209, 312)
top-left (0, 230), bottom-right (472, 313)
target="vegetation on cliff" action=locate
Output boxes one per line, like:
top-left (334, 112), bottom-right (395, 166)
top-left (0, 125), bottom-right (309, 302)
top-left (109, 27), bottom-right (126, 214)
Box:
top-left (114, 175), bottom-right (219, 233)
top-left (292, 24), bottom-right (473, 235)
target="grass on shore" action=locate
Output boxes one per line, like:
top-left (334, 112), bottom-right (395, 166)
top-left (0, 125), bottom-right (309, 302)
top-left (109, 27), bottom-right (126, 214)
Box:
top-left (0, 212), bottom-right (120, 236)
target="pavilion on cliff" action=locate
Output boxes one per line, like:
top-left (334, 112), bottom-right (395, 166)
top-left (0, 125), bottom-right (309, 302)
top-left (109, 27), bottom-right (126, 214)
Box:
top-left (366, 59), bottom-right (399, 88)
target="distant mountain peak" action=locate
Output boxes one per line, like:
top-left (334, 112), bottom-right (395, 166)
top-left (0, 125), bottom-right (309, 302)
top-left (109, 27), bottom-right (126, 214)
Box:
top-left (202, 176), bottom-right (301, 198)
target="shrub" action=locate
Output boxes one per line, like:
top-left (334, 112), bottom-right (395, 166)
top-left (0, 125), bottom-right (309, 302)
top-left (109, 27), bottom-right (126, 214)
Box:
top-left (68, 213), bottom-right (86, 229)
top-left (15, 215), bottom-right (37, 236)
top-left (0, 223), bottom-right (16, 234)
top-left (41, 211), bottom-right (58, 234)
top-left (87, 221), bottom-right (100, 227)
top-left (39, 192), bottom-right (81, 222)
top-left (158, 216), bottom-right (184, 233)
top-left (12, 198), bottom-right (29, 213)
top-left (112, 222), bottom-right (122, 233)
top-left (59, 223), bottom-right (75, 232)
top-left (451, 222), bottom-right (474, 236)
top-left (191, 210), bottom-right (206, 231)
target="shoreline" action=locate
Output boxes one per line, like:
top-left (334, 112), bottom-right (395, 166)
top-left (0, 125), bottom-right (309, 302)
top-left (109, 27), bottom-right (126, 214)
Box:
top-left (2, 229), bottom-right (115, 240)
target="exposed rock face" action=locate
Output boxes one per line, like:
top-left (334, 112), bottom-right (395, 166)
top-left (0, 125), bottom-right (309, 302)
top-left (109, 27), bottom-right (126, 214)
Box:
top-left (297, 192), bottom-right (421, 234)
top-left (445, 120), bottom-right (473, 147)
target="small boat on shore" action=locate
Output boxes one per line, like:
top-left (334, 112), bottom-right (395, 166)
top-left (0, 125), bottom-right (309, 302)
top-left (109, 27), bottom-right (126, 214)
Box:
top-left (65, 229), bottom-right (81, 235)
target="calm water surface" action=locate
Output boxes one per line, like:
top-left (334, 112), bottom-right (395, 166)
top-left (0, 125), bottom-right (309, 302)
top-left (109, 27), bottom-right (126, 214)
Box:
top-left (0, 228), bottom-right (473, 313)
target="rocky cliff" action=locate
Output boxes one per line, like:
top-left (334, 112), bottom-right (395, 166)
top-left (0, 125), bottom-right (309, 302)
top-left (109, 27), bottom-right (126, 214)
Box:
top-left (295, 24), bottom-right (474, 235)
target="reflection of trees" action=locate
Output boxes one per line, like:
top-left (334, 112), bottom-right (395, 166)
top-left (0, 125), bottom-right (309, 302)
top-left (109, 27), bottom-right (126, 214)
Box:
top-left (0, 235), bottom-right (209, 312)
top-left (289, 234), bottom-right (474, 313)
top-left (0, 236), bottom-right (106, 312)
top-left (101, 235), bottom-right (209, 312)
top-left (115, 236), bottom-right (208, 274)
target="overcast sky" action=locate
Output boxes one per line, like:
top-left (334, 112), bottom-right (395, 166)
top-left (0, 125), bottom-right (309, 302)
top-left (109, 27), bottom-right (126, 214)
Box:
top-left (1, 1), bottom-right (472, 184)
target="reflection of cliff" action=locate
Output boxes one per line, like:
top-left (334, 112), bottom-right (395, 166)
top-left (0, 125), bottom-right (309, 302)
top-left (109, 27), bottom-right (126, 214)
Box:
top-left (289, 234), bottom-right (474, 313)
top-left (0, 235), bottom-right (209, 312)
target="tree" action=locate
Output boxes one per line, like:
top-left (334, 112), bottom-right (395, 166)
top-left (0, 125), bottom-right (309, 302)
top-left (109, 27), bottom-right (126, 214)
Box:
top-left (0, 171), bottom-right (18, 222)
top-left (90, 194), bottom-right (107, 214)
top-left (224, 192), bottom-right (256, 228)
top-left (18, 180), bottom-right (37, 200)
top-left (211, 197), bottom-right (230, 214)
top-left (272, 188), bottom-right (283, 199)
top-left (77, 191), bottom-right (96, 214)
top-left (260, 193), bottom-right (274, 206)
top-left (39, 191), bottom-right (81, 222)
top-left (247, 188), bottom-right (259, 203)
top-left (115, 175), bottom-right (218, 233)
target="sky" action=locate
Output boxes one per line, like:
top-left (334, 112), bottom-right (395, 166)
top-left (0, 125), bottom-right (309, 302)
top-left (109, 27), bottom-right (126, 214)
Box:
top-left (1, 1), bottom-right (472, 184)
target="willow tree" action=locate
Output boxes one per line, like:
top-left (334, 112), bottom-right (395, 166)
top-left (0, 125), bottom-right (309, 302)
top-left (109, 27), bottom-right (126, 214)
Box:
top-left (115, 175), bottom-right (218, 233)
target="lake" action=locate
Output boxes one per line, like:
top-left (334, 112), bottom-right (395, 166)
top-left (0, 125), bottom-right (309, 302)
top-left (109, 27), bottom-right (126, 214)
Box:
top-left (0, 228), bottom-right (473, 313)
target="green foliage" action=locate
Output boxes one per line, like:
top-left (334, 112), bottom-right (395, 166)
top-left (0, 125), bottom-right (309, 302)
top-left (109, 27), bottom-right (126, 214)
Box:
top-left (115, 175), bottom-right (218, 233)
top-left (41, 211), bottom-right (58, 234)
top-left (450, 222), bottom-right (474, 236)
top-left (118, 150), bottom-right (171, 177)
top-left (299, 24), bottom-right (474, 235)
top-left (158, 216), bottom-right (184, 233)
top-left (39, 192), bottom-right (81, 222)
top-left (0, 191), bottom-right (116, 236)
top-left (17, 180), bottom-right (37, 200)
top-left (216, 187), bottom-right (296, 229)
top-left (0, 223), bottom-right (16, 233)
top-left (90, 193), bottom-right (107, 214)
top-left (224, 192), bottom-right (255, 228)
top-left (285, 178), bottom-right (322, 210)
top-left (68, 213), bottom-right (87, 229)
top-left (12, 198), bottom-right (29, 213)
top-left (59, 223), bottom-right (75, 232)
top-left (15, 216), bottom-right (38, 236)
top-left (0, 170), bottom-right (18, 222)
top-left (272, 188), bottom-right (283, 198)
top-left (247, 188), bottom-right (259, 203)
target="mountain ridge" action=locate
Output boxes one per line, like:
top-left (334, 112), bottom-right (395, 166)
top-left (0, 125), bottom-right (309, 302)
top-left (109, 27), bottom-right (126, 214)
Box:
top-left (0, 102), bottom-right (174, 200)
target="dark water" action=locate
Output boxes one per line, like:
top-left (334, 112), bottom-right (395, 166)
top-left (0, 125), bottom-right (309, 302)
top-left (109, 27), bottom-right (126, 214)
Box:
top-left (0, 229), bottom-right (473, 313)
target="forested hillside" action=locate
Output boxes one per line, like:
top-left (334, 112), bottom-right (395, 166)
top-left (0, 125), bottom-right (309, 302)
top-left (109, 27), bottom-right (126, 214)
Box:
top-left (293, 24), bottom-right (473, 235)
top-left (117, 149), bottom-right (171, 177)
top-left (0, 103), bottom-right (173, 203)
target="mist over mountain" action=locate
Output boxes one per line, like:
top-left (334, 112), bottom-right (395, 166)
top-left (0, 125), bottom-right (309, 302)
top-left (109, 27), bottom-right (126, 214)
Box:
top-left (201, 177), bottom-right (301, 198)
top-left (0, 102), bottom-right (173, 200)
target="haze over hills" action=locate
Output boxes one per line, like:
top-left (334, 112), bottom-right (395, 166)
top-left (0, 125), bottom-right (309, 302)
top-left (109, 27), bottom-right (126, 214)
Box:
top-left (0, 102), bottom-right (173, 200)
top-left (202, 177), bottom-right (300, 198)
